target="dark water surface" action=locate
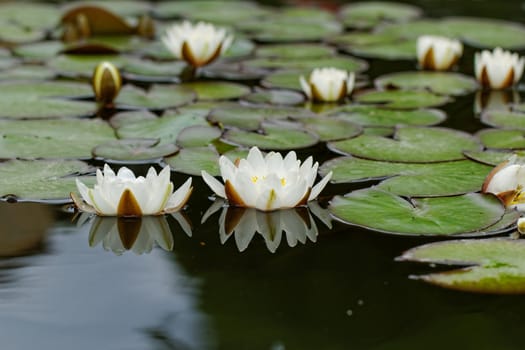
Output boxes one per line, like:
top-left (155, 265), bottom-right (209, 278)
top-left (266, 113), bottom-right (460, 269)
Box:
top-left (2, 0), bottom-right (525, 349)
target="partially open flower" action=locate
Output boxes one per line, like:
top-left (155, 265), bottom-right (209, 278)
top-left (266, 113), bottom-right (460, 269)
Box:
top-left (201, 147), bottom-right (332, 211)
top-left (417, 35), bottom-right (463, 71)
top-left (475, 47), bottom-right (525, 89)
top-left (92, 61), bottom-right (122, 105)
top-left (162, 21), bottom-right (233, 68)
top-left (518, 217), bottom-right (525, 234)
top-left (482, 156), bottom-right (525, 210)
top-left (300, 67), bottom-right (354, 102)
top-left (72, 164), bottom-right (192, 217)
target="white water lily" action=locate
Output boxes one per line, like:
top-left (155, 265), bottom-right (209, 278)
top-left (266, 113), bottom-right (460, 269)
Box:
top-left (482, 156), bottom-right (525, 210)
top-left (300, 67), bottom-right (355, 102)
top-left (72, 164), bottom-right (192, 217)
top-left (201, 147), bottom-right (332, 211)
top-left (162, 20), bottom-right (233, 67)
top-left (475, 47), bottom-right (525, 89)
top-left (518, 217), bottom-right (525, 234)
top-left (417, 35), bottom-right (463, 71)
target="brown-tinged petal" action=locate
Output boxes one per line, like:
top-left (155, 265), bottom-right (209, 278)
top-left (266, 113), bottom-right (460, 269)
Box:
top-left (225, 180), bottom-right (247, 207)
top-left (117, 189), bottom-right (143, 217)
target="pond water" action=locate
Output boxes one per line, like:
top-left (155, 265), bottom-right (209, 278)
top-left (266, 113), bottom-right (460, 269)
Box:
top-left (2, 0), bottom-right (525, 349)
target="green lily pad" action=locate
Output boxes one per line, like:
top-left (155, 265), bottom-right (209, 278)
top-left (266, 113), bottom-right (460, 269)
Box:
top-left (342, 40), bottom-right (416, 60)
top-left (397, 238), bottom-right (525, 294)
top-left (116, 110), bottom-right (209, 145)
top-left (0, 66), bottom-right (55, 81)
top-left (320, 156), bottom-right (491, 197)
top-left (176, 125), bottom-right (222, 148)
top-left (63, 1), bottom-right (152, 17)
top-left (481, 111), bottom-right (525, 130)
top-left (379, 17), bottom-right (525, 49)
top-left (329, 31), bottom-right (401, 46)
top-left (354, 89), bottom-right (451, 109)
top-left (48, 54), bottom-right (129, 78)
top-left (339, 1), bottom-right (422, 29)
top-left (154, 1), bottom-right (269, 23)
top-left (13, 41), bottom-right (64, 60)
top-left (0, 3), bottom-right (58, 30)
top-left (325, 105), bottom-right (446, 127)
top-left (241, 89), bottom-right (305, 106)
top-left (376, 71), bottom-right (478, 96)
top-left (243, 55), bottom-right (368, 74)
top-left (122, 58), bottom-right (186, 81)
top-left (261, 71), bottom-right (306, 91)
top-left (329, 188), bottom-right (504, 236)
top-left (463, 150), bottom-right (521, 166)
top-left (255, 44), bottom-right (336, 59)
top-left (477, 129), bottom-right (525, 149)
top-left (0, 119), bottom-right (116, 159)
top-left (116, 85), bottom-right (196, 110)
top-left (363, 126), bottom-right (394, 137)
top-left (0, 159), bottom-right (94, 202)
top-left (208, 104), bottom-right (312, 131)
top-left (295, 117), bottom-right (362, 142)
top-left (181, 81), bottom-right (250, 101)
top-left (164, 146), bottom-right (220, 176)
top-left (329, 127), bottom-right (481, 162)
top-left (92, 139), bottom-right (179, 164)
top-left (223, 121), bottom-right (318, 150)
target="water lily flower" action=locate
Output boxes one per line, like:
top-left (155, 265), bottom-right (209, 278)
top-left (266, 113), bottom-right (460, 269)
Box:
top-left (72, 164), bottom-right (192, 217)
top-left (300, 67), bottom-right (355, 102)
top-left (482, 156), bottom-right (525, 210)
top-left (518, 217), bottom-right (525, 234)
top-left (162, 21), bottom-right (233, 68)
top-left (416, 35), bottom-right (463, 71)
top-left (201, 147), bottom-right (332, 211)
top-left (475, 47), bottom-right (525, 89)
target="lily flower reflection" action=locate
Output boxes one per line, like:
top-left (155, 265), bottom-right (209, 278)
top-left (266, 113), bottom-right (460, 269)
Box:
top-left (72, 164), bottom-right (192, 217)
top-left (475, 47), bottom-right (525, 89)
top-left (202, 200), bottom-right (331, 253)
top-left (201, 147), bottom-right (332, 211)
top-left (78, 213), bottom-right (192, 255)
top-left (474, 90), bottom-right (519, 115)
top-left (416, 35), bottom-right (463, 71)
top-left (482, 155), bottom-right (525, 210)
top-left (162, 21), bottom-right (233, 68)
top-left (300, 67), bottom-right (355, 102)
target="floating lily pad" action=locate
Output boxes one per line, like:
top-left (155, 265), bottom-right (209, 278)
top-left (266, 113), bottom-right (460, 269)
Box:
top-left (13, 41), bottom-right (64, 60)
top-left (223, 121), bottom-right (318, 150)
top-left (363, 126), bottom-right (394, 137)
top-left (244, 55), bottom-right (368, 74)
top-left (176, 125), bottom-right (222, 148)
top-left (0, 119), bottom-right (116, 159)
top-left (0, 65), bottom-right (55, 81)
top-left (343, 40), bottom-right (416, 60)
top-left (354, 89), bottom-right (451, 109)
top-left (320, 156), bottom-right (491, 197)
top-left (63, 1), bottom-right (152, 17)
top-left (325, 105), bottom-right (446, 127)
top-left (116, 110), bottom-right (209, 145)
top-left (201, 62), bottom-right (266, 81)
top-left (330, 188), bottom-right (504, 236)
top-left (48, 54), bottom-right (129, 78)
top-left (481, 110), bottom-right (525, 130)
top-left (181, 81), bottom-right (250, 101)
top-left (329, 127), bottom-right (481, 162)
top-left (0, 159), bottom-right (94, 202)
top-left (154, 1), bottom-right (269, 23)
top-left (255, 44), bottom-right (335, 59)
top-left (295, 117), bottom-right (362, 142)
top-left (164, 146), bottom-right (220, 176)
top-left (376, 71), bottom-right (478, 96)
top-left (463, 150), bottom-right (520, 166)
top-left (208, 104), bottom-right (311, 131)
top-left (397, 238), bottom-right (525, 293)
top-left (261, 71), bottom-right (306, 91)
top-left (339, 1), bottom-right (422, 29)
top-left (379, 17), bottom-right (525, 49)
top-left (116, 85), bottom-right (195, 110)
top-left (92, 139), bottom-right (178, 164)
top-left (242, 89), bottom-right (305, 106)
top-left (477, 129), bottom-right (525, 149)
top-left (122, 59), bottom-right (185, 83)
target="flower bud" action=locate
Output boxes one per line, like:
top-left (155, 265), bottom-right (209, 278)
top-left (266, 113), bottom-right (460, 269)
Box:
top-left (92, 61), bottom-right (122, 105)
top-left (475, 47), bottom-right (525, 89)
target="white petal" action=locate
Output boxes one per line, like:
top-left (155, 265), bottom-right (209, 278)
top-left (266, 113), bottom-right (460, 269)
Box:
top-left (309, 171), bottom-right (332, 201)
top-left (299, 76), bottom-right (312, 98)
top-left (201, 170), bottom-right (226, 198)
top-left (164, 177), bottom-right (192, 212)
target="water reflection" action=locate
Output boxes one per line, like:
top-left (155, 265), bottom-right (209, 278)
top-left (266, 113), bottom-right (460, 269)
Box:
top-left (202, 200), bottom-right (331, 253)
top-left (474, 89), bottom-right (519, 115)
top-left (78, 213), bottom-right (192, 255)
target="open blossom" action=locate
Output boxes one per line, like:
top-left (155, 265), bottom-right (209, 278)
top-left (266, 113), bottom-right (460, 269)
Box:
top-left (162, 21), bottom-right (233, 67)
top-left (72, 164), bottom-right (192, 217)
top-left (475, 47), bottom-right (525, 89)
top-left (201, 147), bottom-right (332, 211)
top-left (482, 156), bottom-right (525, 210)
top-left (300, 67), bottom-right (355, 102)
top-left (417, 35), bottom-right (463, 71)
